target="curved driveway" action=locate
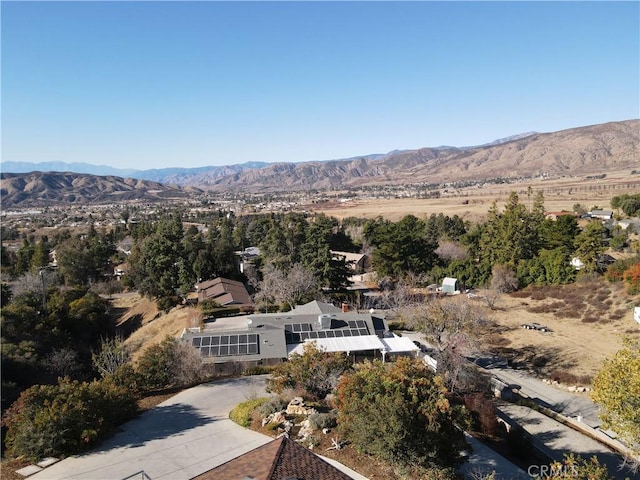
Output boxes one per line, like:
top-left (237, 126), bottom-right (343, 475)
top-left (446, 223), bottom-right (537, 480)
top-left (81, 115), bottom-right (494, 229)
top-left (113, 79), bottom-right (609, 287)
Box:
top-left (31, 376), bottom-right (277, 480)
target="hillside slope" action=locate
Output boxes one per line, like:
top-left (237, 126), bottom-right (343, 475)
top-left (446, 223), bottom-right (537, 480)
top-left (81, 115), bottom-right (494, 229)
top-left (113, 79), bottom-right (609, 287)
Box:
top-left (0, 171), bottom-right (202, 207)
top-left (201, 120), bottom-right (639, 192)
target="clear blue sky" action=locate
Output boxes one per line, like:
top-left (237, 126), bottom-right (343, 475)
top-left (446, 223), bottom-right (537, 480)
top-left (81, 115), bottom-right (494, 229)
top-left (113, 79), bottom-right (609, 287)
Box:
top-left (2, 1), bottom-right (639, 170)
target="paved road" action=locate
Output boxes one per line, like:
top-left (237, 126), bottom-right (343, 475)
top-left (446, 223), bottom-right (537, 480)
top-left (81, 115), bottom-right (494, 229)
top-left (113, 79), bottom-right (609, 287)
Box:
top-left (460, 434), bottom-right (529, 480)
top-left (499, 404), bottom-right (638, 480)
top-left (29, 376), bottom-right (366, 480)
top-left (488, 366), bottom-right (601, 427)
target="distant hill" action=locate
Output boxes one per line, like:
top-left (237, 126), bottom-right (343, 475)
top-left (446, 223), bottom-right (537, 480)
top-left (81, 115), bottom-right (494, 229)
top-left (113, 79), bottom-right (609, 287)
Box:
top-left (0, 172), bottom-right (202, 208)
top-left (200, 120), bottom-right (639, 192)
top-left (0, 161), bottom-right (270, 184)
top-left (1, 120), bottom-right (637, 198)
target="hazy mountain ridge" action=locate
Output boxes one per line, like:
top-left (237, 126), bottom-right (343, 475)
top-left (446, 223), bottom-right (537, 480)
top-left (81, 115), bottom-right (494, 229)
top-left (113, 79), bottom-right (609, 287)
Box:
top-left (202, 120), bottom-right (638, 192)
top-left (0, 161), bottom-right (270, 183)
top-left (1, 120), bottom-right (638, 203)
top-left (0, 172), bottom-right (202, 208)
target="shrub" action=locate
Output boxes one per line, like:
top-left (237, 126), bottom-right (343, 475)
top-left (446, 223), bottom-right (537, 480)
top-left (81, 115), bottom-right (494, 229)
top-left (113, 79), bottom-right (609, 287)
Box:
top-left (3, 377), bottom-right (138, 460)
top-left (257, 396), bottom-right (289, 417)
top-left (135, 336), bottom-right (208, 392)
top-left (549, 369), bottom-right (591, 386)
top-left (229, 397), bottom-right (269, 427)
top-left (242, 365), bottom-right (274, 376)
top-left (308, 411), bottom-right (338, 430)
top-left (463, 393), bottom-right (499, 437)
top-left (266, 342), bottom-right (352, 400)
top-left (582, 314), bottom-right (599, 323)
top-left (623, 263), bottom-right (640, 295)
top-left (156, 295), bottom-right (181, 313)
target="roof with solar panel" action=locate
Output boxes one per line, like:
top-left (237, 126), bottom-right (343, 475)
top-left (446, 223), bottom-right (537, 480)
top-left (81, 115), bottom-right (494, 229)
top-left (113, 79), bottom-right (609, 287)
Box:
top-left (180, 300), bottom-right (416, 363)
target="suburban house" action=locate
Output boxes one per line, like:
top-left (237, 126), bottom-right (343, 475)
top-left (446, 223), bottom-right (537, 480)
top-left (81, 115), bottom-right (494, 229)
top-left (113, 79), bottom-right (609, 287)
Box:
top-left (180, 300), bottom-right (418, 366)
top-left (195, 277), bottom-right (254, 307)
top-left (331, 250), bottom-right (367, 274)
top-left (192, 435), bottom-right (354, 480)
top-left (617, 218), bottom-right (640, 231)
top-left (587, 209), bottom-right (614, 220)
top-left (570, 253), bottom-right (616, 271)
top-left (235, 246), bottom-right (261, 274)
top-left (113, 263), bottom-right (129, 280)
top-left (544, 211), bottom-right (578, 221)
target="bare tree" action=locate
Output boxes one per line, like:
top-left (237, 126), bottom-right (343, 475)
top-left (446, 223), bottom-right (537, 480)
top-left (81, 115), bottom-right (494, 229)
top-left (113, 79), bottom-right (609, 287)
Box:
top-left (490, 264), bottom-right (518, 294)
top-left (92, 336), bottom-right (131, 378)
top-left (11, 269), bottom-right (60, 301)
top-left (435, 240), bottom-right (468, 261)
top-left (410, 296), bottom-right (491, 392)
top-left (172, 341), bottom-right (209, 386)
top-left (185, 308), bottom-right (204, 330)
top-left (256, 263), bottom-right (319, 311)
top-left (44, 347), bottom-right (82, 379)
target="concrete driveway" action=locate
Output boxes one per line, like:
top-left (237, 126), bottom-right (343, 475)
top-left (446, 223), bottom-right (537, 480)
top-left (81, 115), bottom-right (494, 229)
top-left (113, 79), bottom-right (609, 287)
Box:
top-left (29, 376), bottom-right (322, 480)
top-left (488, 367), bottom-right (601, 427)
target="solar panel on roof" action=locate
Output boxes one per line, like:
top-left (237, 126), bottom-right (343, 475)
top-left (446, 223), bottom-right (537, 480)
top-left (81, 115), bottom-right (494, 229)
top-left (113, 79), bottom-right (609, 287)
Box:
top-left (283, 319), bottom-right (370, 344)
top-left (191, 334), bottom-right (260, 357)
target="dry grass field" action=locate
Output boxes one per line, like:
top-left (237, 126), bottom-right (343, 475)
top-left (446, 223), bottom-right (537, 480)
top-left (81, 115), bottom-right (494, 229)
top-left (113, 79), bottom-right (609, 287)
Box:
top-left (308, 170), bottom-right (640, 222)
top-left (485, 279), bottom-right (640, 383)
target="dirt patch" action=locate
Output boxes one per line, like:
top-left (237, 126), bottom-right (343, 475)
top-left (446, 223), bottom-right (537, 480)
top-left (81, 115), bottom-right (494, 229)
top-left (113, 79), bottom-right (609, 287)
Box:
top-left (484, 280), bottom-right (640, 381)
top-left (0, 458), bottom-right (33, 480)
top-left (109, 293), bottom-right (200, 361)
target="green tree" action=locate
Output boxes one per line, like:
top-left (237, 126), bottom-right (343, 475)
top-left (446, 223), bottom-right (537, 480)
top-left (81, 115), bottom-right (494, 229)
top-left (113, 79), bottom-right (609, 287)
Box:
top-left (540, 215), bottom-right (579, 250)
top-left (30, 237), bottom-right (50, 272)
top-left (480, 192), bottom-right (543, 269)
top-left (300, 215), bottom-right (352, 290)
top-left (573, 221), bottom-right (606, 273)
top-left (335, 357), bottom-right (468, 470)
top-left (56, 227), bottom-right (115, 286)
top-left (518, 247), bottom-right (576, 286)
top-left (14, 238), bottom-right (35, 276)
top-left (266, 342), bottom-right (352, 400)
top-left (366, 215), bottom-right (437, 277)
top-left (591, 338), bottom-right (640, 457)
top-left (128, 215), bottom-right (184, 300)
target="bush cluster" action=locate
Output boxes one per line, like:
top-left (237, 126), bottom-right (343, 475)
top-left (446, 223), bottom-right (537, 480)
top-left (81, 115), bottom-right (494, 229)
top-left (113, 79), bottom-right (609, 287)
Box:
top-left (3, 377), bottom-right (138, 460)
top-left (229, 397), bottom-right (269, 427)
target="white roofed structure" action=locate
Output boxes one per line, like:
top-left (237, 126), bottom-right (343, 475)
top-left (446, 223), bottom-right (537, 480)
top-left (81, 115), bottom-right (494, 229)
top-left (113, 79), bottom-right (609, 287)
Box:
top-left (287, 334), bottom-right (419, 361)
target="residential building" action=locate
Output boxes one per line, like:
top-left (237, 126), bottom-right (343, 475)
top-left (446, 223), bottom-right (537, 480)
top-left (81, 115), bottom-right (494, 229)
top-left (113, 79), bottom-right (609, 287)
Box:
top-left (180, 300), bottom-right (418, 366)
top-left (192, 435), bottom-right (354, 480)
top-left (195, 277), bottom-right (254, 307)
top-left (331, 251), bottom-right (367, 274)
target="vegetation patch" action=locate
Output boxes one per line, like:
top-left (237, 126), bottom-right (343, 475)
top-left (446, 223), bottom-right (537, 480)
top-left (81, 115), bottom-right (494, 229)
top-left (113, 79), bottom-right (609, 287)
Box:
top-left (229, 397), bottom-right (270, 427)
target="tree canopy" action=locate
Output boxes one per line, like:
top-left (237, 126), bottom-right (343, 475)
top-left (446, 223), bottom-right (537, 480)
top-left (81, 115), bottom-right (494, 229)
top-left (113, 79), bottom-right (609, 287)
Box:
top-left (335, 357), bottom-right (468, 471)
top-left (591, 337), bottom-right (640, 457)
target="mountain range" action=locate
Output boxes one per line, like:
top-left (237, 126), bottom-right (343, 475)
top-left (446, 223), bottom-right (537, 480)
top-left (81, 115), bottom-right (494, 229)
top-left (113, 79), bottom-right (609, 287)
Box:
top-left (1, 119), bottom-right (638, 206)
